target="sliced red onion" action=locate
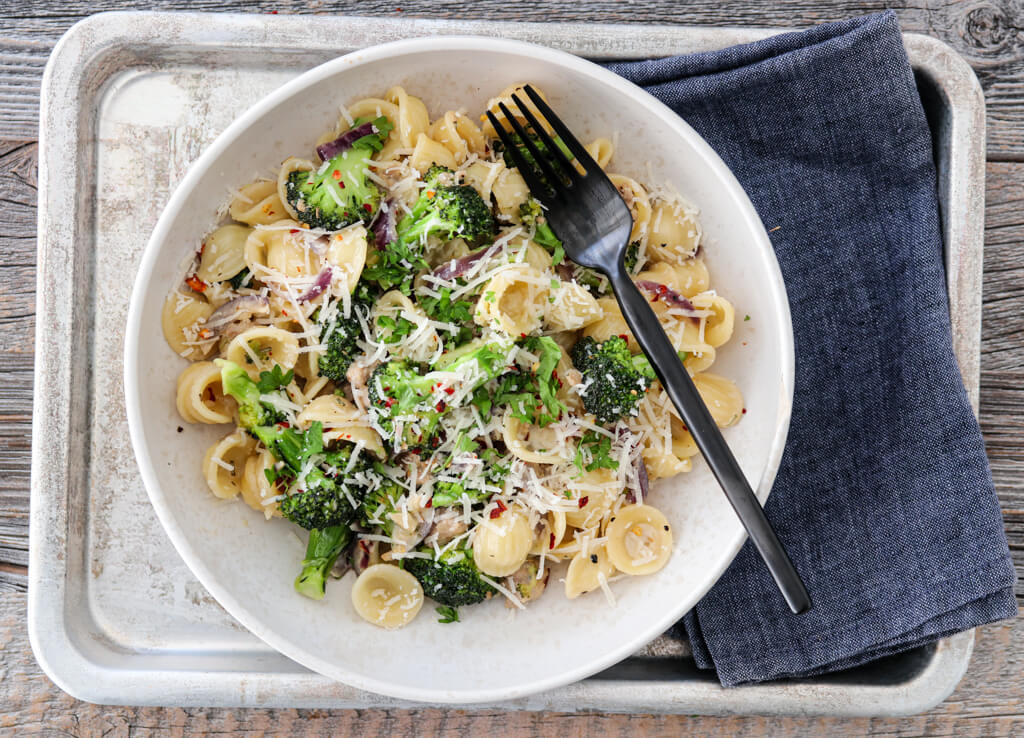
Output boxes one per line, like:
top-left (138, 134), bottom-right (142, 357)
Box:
top-left (636, 279), bottom-right (696, 311)
top-left (369, 200), bottom-right (396, 248)
top-left (316, 122), bottom-right (377, 161)
top-left (349, 538), bottom-right (377, 576)
top-left (298, 268), bottom-right (333, 302)
top-left (204, 295), bottom-right (269, 331)
top-left (431, 248), bottom-right (490, 281)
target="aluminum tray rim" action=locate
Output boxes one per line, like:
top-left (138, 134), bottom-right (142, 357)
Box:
top-left (29, 11), bottom-right (984, 715)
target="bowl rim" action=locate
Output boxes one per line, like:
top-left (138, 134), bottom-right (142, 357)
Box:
top-left (124, 34), bottom-right (794, 704)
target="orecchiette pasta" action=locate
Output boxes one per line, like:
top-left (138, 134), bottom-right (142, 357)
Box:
top-left (585, 137), bottom-right (614, 169)
top-left (636, 259), bottom-right (709, 299)
top-left (297, 394), bottom-right (385, 456)
top-left (176, 360), bottom-right (235, 424)
top-left (202, 430), bottom-right (256, 500)
top-left (326, 225), bottom-right (369, 293)
top-left (409, 133), bottom-right (458, 173)
top-left (225, 326), bottom-right (300, 377)
top-left (167, 81), bottom-right (746, 623)
top-left (240, 448), bottom-right (281, 519)
top-left (276, 158), bottom-right (316, 221)
top-left (197, 225), bottom-right (251, 284)
top-left (563, 468), bottom-right (619, 530)
top-left (162, 289), bottom-right (214, 359)
top-left (646, 199), bottom-right (701, 263)
top-left (690, 292), bottom-right (735, 348)
top-left (605, 505), bottom-right (673, 576)
top-left (428, 110), bottom-right (486, 163)
top-left (474, 265), bottom-right (549, 336)
top-left (692, 373), bottom-right (744, 428)
top-left (545, 281), bottom-right (603, 332)
top-left (565, 544), bottom-right (616, 599)
top-left (608, 174), bottom-right (652, 245)
top-left (229, 180), bottom-right (287, 226)
top-left (473, 507), bottom-right (534, 577)
top-left (351, 564), bottom-right (424, 629)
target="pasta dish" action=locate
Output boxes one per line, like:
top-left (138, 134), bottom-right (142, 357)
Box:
top-left (162, 84), bottom-right (743, 628)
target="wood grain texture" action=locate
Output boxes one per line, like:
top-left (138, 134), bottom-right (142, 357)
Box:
top-left (1, 1), bottom-right (1024, 158)
top-left (0, 592), bottom-right (1020, 735)
top-left (0, 2), bottom-right (1022, 733)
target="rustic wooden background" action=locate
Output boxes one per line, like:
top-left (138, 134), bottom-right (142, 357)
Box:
top-left (2, 1), bottom-right (1022, 735)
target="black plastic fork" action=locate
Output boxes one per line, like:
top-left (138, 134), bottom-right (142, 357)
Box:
top-left (488, 86), bottom-right (811, 614)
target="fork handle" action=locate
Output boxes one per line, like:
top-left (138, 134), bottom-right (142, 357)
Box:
top-left (607, 266), bottom-right (811, 615)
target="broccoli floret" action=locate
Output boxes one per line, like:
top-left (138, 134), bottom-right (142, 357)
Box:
top-left (430, 438), bottom-right (509, 507)
top-left (368, 342), bottom-right (508, 450)
top-left (277, 468), bottom-right (360, 530)
top-left (317, 315), bottom-right (362, 382)
top-left (404, 546), bottom-right (495, 607)
top-left (295, 525), bottom-right (352, 600)
top-left (573, 265), bottom-right (611, 297)
top-left (227, 267), bottom-right (251, 290)
top-left (488, 336), bottom-right (566, 427)
top-left (361, 166), bottom-right (494, 293)
top-left (251, 423), bottom-right (368, 531)
top-left (216, 359), bottom-right (289, 428)
top-left (570, 336), bottom-right (658, 424)
top-left (396, 166), bottom-right (495, 247)
top-left (518, 199), bottom-right (564, 265)
top-left (358, 478), bottom-right (405, 535)
top-left (497, 130), bottom-right (573, 183)
top-left (367, 361), bottom-right (443, 451)
top-left (624, 240), bottom-right (643, 274)
top-left (285, 117), bottom-right (392, 231)
top-left (316, 300), bottom-right (369, 382)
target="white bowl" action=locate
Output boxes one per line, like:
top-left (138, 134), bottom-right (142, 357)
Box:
top-left (125, 36), bottom-right (793, 704)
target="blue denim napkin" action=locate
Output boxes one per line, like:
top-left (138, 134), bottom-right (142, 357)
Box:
top-left (608, 11), bottom-right (1018, 687)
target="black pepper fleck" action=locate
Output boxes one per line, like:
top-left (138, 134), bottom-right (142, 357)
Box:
top-left (590, 554), bottom-right (598, 564)
top-left (177, 426), bottom-right (183, 433)
top-left (663, 525), bottom-right (669, 531)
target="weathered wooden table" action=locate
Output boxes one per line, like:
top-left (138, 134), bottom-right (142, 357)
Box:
top-left (2, 1), bottom-right (1021, 734)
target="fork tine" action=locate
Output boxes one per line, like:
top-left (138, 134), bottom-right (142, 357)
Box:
top-left (485, 110), bottom-right (552, 200)
top-left (496, 101), bottom-right (570, 194)
top-left (510, 93), bottom-right (581, 182)
top-left (522, 85), bottom-right (603, 175)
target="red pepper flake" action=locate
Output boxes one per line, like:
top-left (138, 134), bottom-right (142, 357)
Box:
top-left (549, 532), bottom-right (556, 549)
top-left (289, 229), bottom-right (300, 234)
top-left (281, 310), bottom-right (288, 316)
top-left (618, 333), bottom-right (629, 341)
top-left (489, 500), bottom-right (507, 519)
top-left (363, 203), bottom-right (373, 213)
top-left (385, 397), bottom-right (396, 408)
top-left (424, 497), bottom-right (432, 508)
top-left (435, 400), bottom-right (447, 412)
top-left (578, 496), bottom-right (589, 509)
top-left (276, 421), bottom-right (290, 428)
top-left (742, 408), bottom-right (747, 414)
top-left (332, 170), bottom-right (341, 181)
top-left (185, 275), bottom-right (207, 293)
top-left (444, 387), bottom-right (455, 395)
top-left (519, 333), bottom-right (527, 338)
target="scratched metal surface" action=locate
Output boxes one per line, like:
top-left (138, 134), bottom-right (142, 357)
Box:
top-left (28, 12), bottom-right (983, 714)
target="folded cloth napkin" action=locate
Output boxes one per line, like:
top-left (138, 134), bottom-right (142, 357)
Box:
top-left (607, 11), bottom-right (1018, 687)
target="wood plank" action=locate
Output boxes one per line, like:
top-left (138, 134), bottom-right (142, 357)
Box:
top-left (0, 5), bottom-right (1022, 726)
top-left (0, 591), bottom-right (1019, 735)
top-left (1, 2), bottom-right (1024, 158)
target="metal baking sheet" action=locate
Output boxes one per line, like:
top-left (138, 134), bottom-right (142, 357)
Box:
top-left (29, 12), bottom-right (984, 714)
